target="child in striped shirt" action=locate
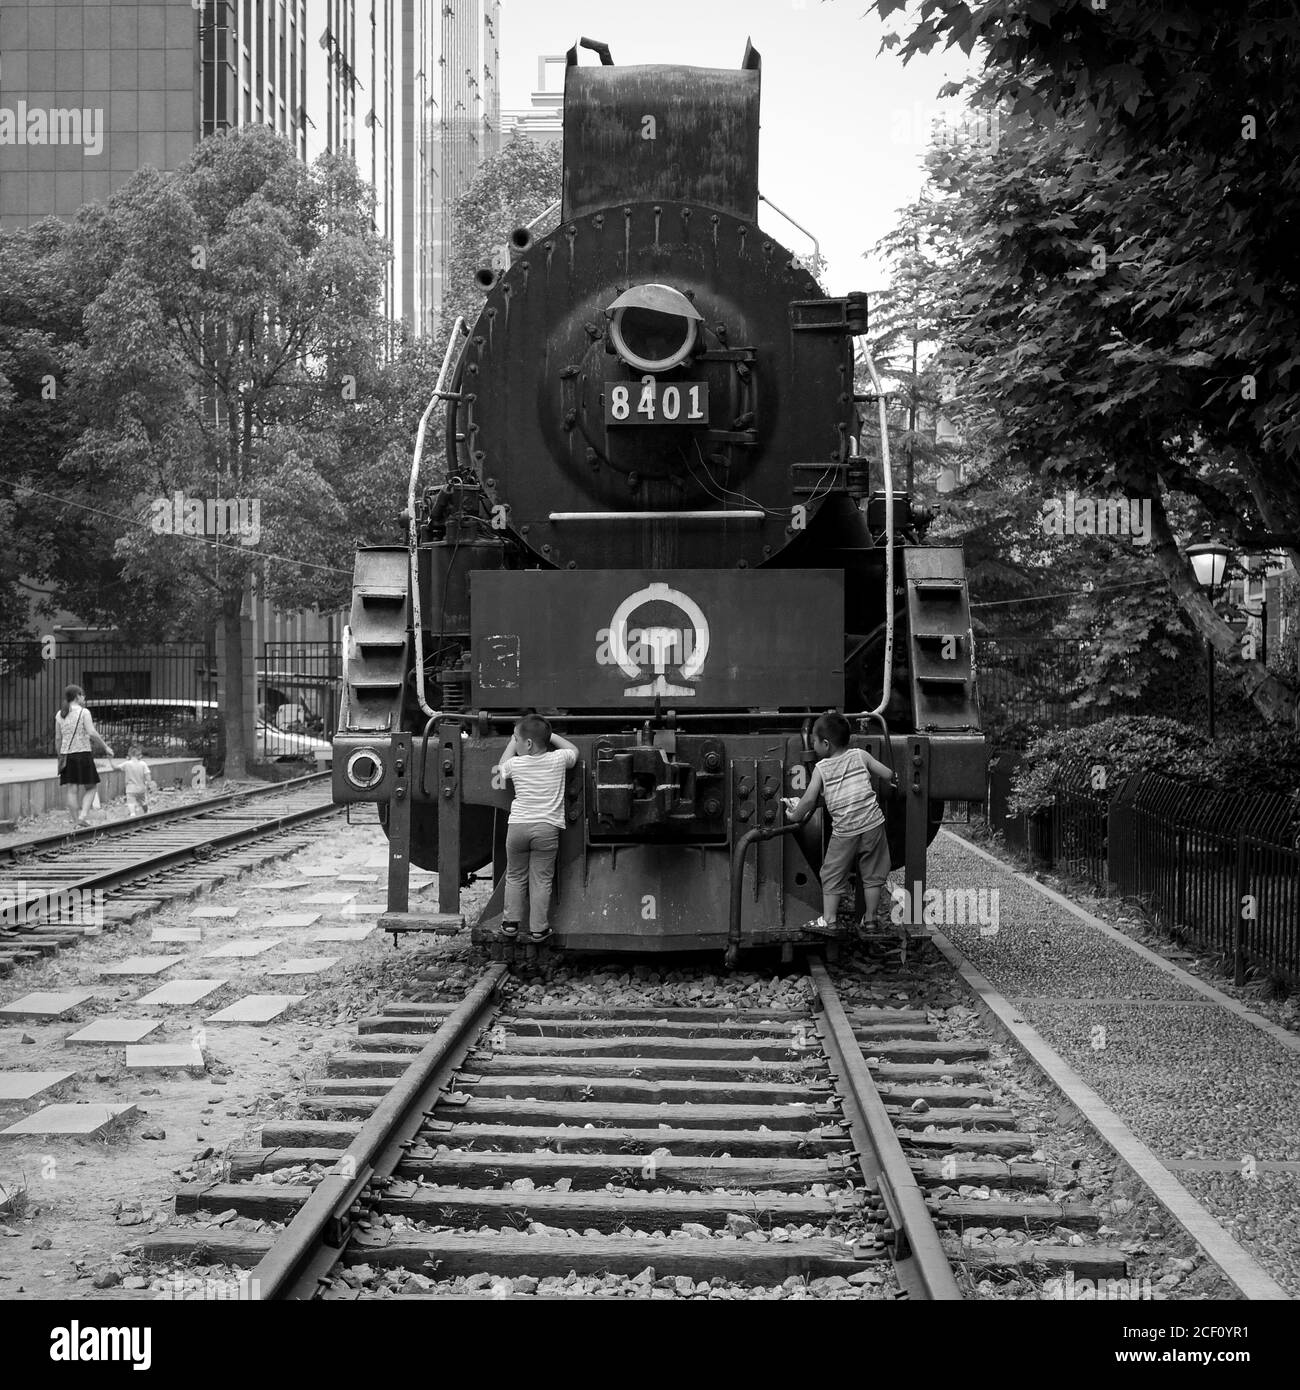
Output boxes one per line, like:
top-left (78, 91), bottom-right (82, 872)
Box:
top-left (784, 711), bottom-right (897, 936)
top-left (497, 714), bottom-right (578, 943)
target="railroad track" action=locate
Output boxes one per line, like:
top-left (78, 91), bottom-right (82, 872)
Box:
top-left (0, 774), bottom-right (341, 968)
top-left (127, 954), bottom-right (1127, 1301)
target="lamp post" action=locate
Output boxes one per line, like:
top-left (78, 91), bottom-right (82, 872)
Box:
top-left (1186, 528), bottom-right (1232, 738)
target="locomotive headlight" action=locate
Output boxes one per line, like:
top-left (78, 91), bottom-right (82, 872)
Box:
top-left (605, 283), bottom-right (702, 374)
top-left (346, 747), bottom-right (385, 791)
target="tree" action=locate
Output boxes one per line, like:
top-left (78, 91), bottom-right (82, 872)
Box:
top-left (58, 126), bottom-right (395, 776)
top-left (858, 0), bottom-right (1300, 725)
top-left (438, 137), bottom-right (562, 341)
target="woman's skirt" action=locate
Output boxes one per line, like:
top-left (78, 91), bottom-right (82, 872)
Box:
top-left (60, 751), bottom-right (100, 786)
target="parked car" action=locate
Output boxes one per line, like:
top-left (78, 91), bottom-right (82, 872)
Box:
top-left (87, 700), bottom-right (332, 768)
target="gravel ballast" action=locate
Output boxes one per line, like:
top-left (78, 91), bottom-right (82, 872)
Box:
top-left (930, 828), bottom-right (1300, 1296)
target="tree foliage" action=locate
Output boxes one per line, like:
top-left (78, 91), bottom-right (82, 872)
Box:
top-left (439, 137), bottom-right (563, 341)
top-left (0, 127), bottom-right (436, 772)
top-left (859, 0), bottom-right (1300, 725)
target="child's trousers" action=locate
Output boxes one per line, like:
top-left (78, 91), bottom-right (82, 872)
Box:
top-left (504, 821), bottom-right (560, 933)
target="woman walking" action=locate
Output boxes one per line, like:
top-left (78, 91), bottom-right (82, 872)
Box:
top-left (55, 685), bottom-right (113, 830)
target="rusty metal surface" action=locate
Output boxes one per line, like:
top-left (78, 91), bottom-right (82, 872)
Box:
top-left (563, 63), bottom-right (760, 222)
top-left (461, 201), bottom-right (849, 571)
top-left (468, 568), bottom-right (843, 709)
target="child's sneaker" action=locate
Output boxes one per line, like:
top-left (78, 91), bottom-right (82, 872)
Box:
top-left (801, 915), bottom-right (847, 939)
top-left (528, 927), bottom-right (551, 944)
top-left (500, 921), bottom-right (519, 939)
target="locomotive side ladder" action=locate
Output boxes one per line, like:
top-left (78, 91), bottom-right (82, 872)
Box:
top-left (899, 548), bottom-right (983, 906)
top-left (341, 547), bottom-right (411, 734)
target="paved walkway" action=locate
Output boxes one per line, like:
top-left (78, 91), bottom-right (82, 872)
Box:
top-left (0, 758), bottom-right (188, 786)
top-left (929, 828), bottom-right (1299, 1298)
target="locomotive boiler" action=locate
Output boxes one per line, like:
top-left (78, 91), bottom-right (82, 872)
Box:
top-left (332, 40), bottom-right (987, 961)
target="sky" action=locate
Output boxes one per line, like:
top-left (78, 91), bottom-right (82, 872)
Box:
top-left (496, 0), bottom-right (977, 295)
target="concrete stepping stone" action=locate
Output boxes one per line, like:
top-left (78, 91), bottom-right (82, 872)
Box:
top-left (98, 956), bottom-right (183, 977)
top-left (263, 913), bottom-right (321, 929)
top-left (254, 880), bottom-right (310, 891)
top-left (0, 1070), bottom-right (77, 1102)
top-left (363, 858), bottom-right (389, 869)
top-left (205, 994), bottom-right (306, 1024)
top-left (337, 874), bottom-right (378, 884)
top-left (151, 927), bottom-right (202, 943)
top-left (190, 906), bottom-right (239, 919)
top-left (341, 904), bottom-right (386, 916)
top-left (301, 893), bottom-right (356, 906)
top-left (265, 958), bottom-right (339, 977)
top-left (124, 1045), bottom-right (205, 1070)
top-left (297, 868), bottom-right (339, 878)
top-left (311, 926), bottom-right (374, 942)
top-left (1, 1102), bottom-right (138, 1137)
top-left (204, 938), bottom-right (283, 958)
top-left (135, 980), bottom-right (227, 1008)
top-left (66, 1018), bottom-right (162, 1044)
top-left (0, 990), bottom-right (95, 1020)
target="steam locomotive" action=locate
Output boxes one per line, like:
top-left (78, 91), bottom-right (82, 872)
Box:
top-left (332, 40), bottom-right (987, 961)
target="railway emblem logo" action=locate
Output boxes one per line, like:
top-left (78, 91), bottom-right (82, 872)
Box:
top-left (606, 582), bottom-right (710, 697)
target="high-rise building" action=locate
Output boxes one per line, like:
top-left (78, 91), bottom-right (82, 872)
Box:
top-left (0, 0), bottom-right (500, 336)
top-left (433, 0), bottom-right (499, 315)
top-left (502, 53), bottom-right (563, 145)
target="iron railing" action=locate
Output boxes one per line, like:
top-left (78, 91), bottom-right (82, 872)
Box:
top-left (0, 638), bottom-right (342, 763)
top-left (975, 635), bottom-right (1157, 748)
top-left (1109, 773), bottom-right (1299, 986)
top-left (0, 642), bottom-right (214, 756)
top-left (986, 757), bottom-right (1300, 986)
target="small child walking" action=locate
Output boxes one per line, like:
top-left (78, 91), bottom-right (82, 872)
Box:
top-left (784, 711), bottom-right (897, 936)
top-left (497, 714), bottom-right (578, 942)
top-left (119, 745), bottom-right (157, 817)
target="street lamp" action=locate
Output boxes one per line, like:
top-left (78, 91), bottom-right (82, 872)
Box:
top-left (1186, 527), bottom-right (1232, 738)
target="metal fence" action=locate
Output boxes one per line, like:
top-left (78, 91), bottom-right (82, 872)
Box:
top-left (258, 641), bottom-right (341, 757)
top-left (0, 639), bottom-right (343, 761)
top-left (987, 757), bottom-right (1300, 986)
top-left (0, 641), bottom-right (213, 756)
top-left (976, 635), bottom-right (1143, 747)
top-left (1109, 774), bottom-right (1300, 987)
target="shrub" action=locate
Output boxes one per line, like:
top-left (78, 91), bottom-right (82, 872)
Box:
top-left (1010, 716), bottom-right (1300, 815)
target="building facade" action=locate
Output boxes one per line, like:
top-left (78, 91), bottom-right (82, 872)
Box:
top-left (501, 52), bottom-right (563, 145)
top-left (0, 0), bottom-right (500, 334)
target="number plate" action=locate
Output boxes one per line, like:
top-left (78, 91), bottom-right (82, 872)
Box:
top-left (605, 380), bottom-right (710, 426)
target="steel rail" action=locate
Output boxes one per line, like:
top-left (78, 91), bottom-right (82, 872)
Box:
top-left (3, 781), bottom-right (339, 925)
top-left (807, 956), bottom-right (962, 1300)
top-left (251, 964), bottom-right (509, 1300)
top-left (0, 772), bottom-right (332, 862)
